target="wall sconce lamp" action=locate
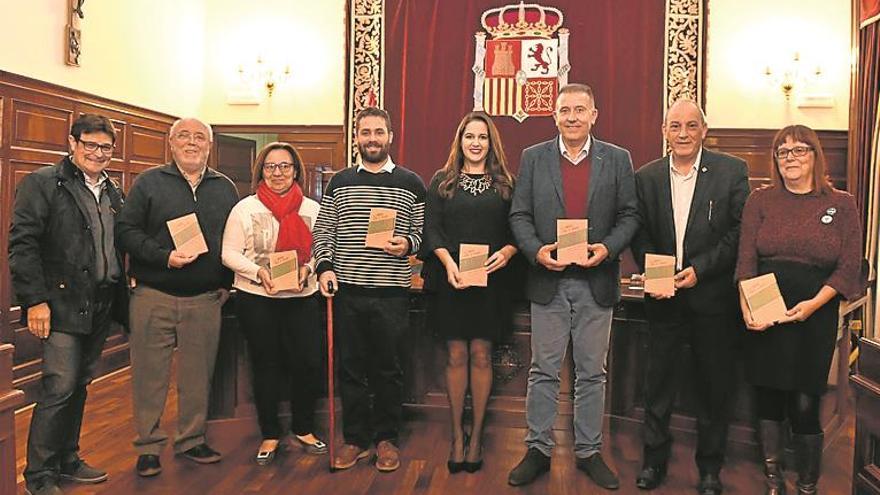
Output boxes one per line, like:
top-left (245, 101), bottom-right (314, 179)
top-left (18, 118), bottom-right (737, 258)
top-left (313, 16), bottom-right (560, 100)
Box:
top-left (763, 52), bottom-right (822, 101)
top-left (237, 56), bottom-right (291, 98)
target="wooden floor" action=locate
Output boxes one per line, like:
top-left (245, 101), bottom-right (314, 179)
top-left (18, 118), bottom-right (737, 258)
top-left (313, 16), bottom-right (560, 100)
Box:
top-left (14, 363), bottom-right (855, 494)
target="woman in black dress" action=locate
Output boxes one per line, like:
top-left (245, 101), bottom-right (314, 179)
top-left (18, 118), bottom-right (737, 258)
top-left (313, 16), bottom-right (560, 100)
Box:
top-left (422, 112), bottom-right (517, 473)
top-left (736, 125), bottom-right (862, 494)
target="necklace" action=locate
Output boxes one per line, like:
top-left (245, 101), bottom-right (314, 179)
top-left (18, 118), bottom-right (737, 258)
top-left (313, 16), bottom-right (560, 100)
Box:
top-left (458, 172), bottom-right (492, 196)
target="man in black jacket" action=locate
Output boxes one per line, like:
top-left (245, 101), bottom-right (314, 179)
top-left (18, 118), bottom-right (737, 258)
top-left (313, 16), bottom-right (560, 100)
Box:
top-left (10, 114), bottom-right (125, 495)
top-left (116, 117), bottom-right (238, 478)
top-left (631, 99), bottom-right (750, 495)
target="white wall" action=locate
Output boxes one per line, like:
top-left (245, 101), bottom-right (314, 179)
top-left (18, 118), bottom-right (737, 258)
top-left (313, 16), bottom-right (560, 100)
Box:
top-left (0, 0), bottom-right (346, 125)
top-left (0, 0), bottom-right (206, 117)
top-left (199, 0), bottom-right (346, 125)
top-left (706, 0), bottom-right (851, 130)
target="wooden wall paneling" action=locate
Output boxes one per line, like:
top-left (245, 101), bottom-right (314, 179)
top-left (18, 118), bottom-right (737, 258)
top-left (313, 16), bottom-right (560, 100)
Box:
top-left (10, 99), bottom-right (72, 155)
top-left (0, 344), bottom-right (24, 495)
top-left (0, 93), bottom-right (9, 345)
top-left (129, 124), bottom-right (168, 166)
top-left (276, 126), bottom-right (345, 170)
top-left (0, 71), bottom-right (176, 404)
top-left (0, 171), bottom-right (8, 344)
top-left (705, 129), bottom-right (849, 190)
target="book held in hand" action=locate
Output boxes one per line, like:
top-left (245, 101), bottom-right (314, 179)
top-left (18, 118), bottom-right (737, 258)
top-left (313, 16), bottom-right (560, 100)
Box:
top-left (166, 213), bottom-right (208, 257)
top-left (644, 254), bottom-right (676, 297)
top-left (365, 207), bottom-right (397, 249)
top-left (740, 273), bottom-right (788, 326)
top-left (269, 250), bottom-right (300, 291)
top-left (459, 243), bottom-right (489, 287)
top-left (557, 219), bottom-right (588, 265)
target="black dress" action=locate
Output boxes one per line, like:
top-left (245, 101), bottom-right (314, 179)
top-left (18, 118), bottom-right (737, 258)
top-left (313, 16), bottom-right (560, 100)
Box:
top-left (421, 172), bottom-right (514, 342)
top-left (735, 187), bottom-right (864, 394)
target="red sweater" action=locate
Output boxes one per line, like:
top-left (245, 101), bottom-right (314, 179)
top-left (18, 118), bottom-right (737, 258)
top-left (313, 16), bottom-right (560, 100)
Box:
top-left (735, 186), bottom-right (862, 300)
top-left (560, 153), bottom-right (591, 219)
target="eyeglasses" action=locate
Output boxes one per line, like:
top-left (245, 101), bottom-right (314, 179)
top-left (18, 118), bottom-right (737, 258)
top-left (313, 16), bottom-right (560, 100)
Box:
top-left (774, 146), bottom-right (813, 160)
top-left (262, 162), bottom-right (295, 174)
top-left (78, 139), bottom-right (115, 154)
top-left (173, 131), bottom-right (209, 144)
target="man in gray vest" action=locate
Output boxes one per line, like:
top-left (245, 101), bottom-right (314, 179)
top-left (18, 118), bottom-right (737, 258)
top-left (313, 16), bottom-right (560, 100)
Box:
top-left (10, 114), bottom-right (126, 495)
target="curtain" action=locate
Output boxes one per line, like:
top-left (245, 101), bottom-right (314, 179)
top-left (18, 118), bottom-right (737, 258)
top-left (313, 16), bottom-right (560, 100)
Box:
top-left (855, 18), bottom-right (880, 337)
top-left (857, 24), bottom-right (879, 232)
top-left (383, 0), bottom-right (665, 182)
top-left (863, 0), bottom-right (880, 26)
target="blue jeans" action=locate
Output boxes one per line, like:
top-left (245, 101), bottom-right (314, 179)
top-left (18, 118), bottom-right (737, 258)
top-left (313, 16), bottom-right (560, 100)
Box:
top-left (24, 295), bottom-right (112, 484)
top-left (525, 276), bottom-right (613, 458)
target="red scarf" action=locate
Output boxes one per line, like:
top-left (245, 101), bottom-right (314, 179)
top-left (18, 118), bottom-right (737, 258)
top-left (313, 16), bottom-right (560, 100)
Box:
top-left (256, 181), bottom-right (312, 261)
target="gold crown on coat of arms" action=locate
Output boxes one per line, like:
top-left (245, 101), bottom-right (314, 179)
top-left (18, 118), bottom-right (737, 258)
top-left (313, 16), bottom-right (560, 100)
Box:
top-left (480, 1), bottom-right (564, 39)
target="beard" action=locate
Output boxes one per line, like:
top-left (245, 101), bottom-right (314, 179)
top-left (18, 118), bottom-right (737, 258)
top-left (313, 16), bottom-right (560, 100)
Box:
top-left (358, 141), bottom-right (390, 164)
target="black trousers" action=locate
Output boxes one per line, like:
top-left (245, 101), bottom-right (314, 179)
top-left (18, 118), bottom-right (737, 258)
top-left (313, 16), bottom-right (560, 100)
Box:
top-left (335, 289), bottom-right (408, 449)
top-left (235, 291), bottom-right (322, 439)
top-left (25, 289), bottom-right (113, 484)
top-left (641, 297), bottom-right (738, 475)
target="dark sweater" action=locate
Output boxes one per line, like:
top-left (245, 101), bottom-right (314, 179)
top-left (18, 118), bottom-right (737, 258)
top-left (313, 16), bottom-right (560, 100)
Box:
top-left (735, 186), bottom-right (863, 301)
top-left (116, 163), bottom-right (239, 296)
top-left (423, 172), bottom-right (513, 257)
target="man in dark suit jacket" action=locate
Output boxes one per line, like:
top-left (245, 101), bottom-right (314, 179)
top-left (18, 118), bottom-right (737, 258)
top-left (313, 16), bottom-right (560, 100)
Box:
top-left (508, 83), bottom-right (639, 490)
top-left (631, 99), bottom-right (749, 495)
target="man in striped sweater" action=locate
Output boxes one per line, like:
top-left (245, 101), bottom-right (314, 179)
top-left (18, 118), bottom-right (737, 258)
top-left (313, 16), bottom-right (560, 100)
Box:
top-left (313, 107), bottom-right (426, 473)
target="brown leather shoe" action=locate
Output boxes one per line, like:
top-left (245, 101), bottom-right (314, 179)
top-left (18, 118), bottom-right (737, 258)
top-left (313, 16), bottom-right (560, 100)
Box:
top-left (376, 440), bottom-right (401, 472)
top-left (332, 444), bottom-right (371, 470)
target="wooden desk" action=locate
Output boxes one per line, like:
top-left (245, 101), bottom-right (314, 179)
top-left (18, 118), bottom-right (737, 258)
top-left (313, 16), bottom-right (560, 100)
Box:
top-left (207, 284), bottom-right (852, 448)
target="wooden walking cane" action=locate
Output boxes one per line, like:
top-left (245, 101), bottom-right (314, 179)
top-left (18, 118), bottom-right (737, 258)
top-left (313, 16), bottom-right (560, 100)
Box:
top-left (326, 281), bottom-right (336, 472)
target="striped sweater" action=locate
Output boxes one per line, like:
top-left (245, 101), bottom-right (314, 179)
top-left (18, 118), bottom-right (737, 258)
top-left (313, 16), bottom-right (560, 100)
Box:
top-left (312, 164), bottom-right (426, 289)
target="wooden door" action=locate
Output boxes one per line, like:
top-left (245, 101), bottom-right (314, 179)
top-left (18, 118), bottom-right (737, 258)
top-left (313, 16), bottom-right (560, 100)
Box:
top-left (212, 134), bottom-right (256, 199)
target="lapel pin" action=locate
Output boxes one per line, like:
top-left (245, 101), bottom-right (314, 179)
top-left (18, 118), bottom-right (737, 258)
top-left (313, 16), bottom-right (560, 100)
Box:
top-left (826, 207), bottom-right (837, 215)
top-left (701, 167), bottom-right (707, 173)
top-left (821, 215), bottom-right (833, 225)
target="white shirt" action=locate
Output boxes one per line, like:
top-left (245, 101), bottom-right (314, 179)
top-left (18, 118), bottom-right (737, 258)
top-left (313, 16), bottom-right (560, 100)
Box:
top-left (669, 148), bottom-right (703, 270)
top-left (221, 194), bottom-right (321, 298)
top-left (82, 172), bottom-right (108, 202)
top-left (357, 156), bottom-right (396, 173)
top-left (558, 135), bottom-right (591, 165)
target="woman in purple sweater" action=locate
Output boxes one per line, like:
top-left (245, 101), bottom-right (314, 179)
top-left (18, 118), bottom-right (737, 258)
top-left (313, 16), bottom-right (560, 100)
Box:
top-left (735, 125), bottom-right (862, 495)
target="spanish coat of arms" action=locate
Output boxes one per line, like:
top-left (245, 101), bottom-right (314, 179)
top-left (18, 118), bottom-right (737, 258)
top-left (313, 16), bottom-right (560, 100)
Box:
top-left (472, 1), bottom-right (570, 122)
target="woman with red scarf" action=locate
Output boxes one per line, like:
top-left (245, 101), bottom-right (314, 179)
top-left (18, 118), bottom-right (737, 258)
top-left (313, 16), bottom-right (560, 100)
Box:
top-left (222, 142), bottom-right (325, 465)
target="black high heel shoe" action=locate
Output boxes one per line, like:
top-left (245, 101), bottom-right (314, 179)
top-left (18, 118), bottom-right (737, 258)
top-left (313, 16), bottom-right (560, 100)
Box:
top-left (447, 434), bottom-right (467, 473)
top-left (462, 438), bottom-right (483, 473)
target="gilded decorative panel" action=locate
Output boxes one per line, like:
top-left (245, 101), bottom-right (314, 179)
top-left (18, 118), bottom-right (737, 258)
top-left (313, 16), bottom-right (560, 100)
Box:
top-left (347, 0), bottom-right (385, 166)
top-left (664, 0), bottom-right (703, 110)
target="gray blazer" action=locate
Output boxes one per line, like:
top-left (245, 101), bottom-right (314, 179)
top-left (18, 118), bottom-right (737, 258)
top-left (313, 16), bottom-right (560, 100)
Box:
top-left (509, 137), bottom-right (639, 306)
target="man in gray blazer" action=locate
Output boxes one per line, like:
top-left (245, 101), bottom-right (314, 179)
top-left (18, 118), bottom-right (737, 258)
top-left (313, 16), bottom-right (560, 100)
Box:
top-left (508, 83), bottom-right (639, 489)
